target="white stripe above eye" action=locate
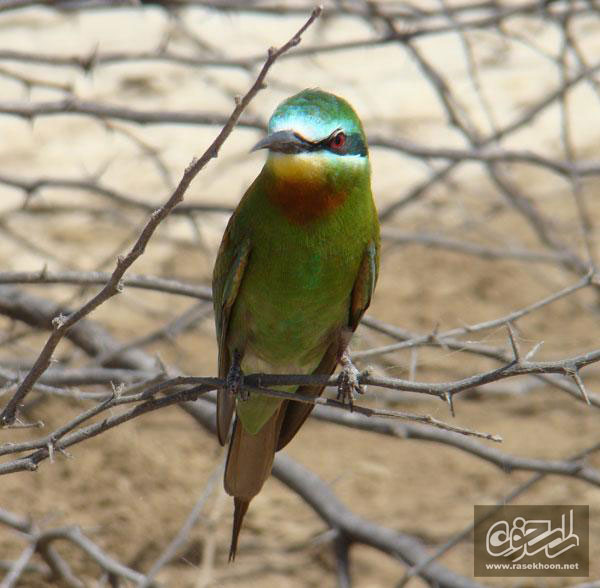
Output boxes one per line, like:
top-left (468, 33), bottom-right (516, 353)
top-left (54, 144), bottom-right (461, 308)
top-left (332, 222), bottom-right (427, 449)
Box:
top-left (269, 112), bottom-right (354, 143)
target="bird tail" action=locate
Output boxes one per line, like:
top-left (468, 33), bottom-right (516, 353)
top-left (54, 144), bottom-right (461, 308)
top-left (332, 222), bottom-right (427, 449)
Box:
top-left (229, 498), bottom-right (249, 562)
top-left (224, 407), bottom-right (283, 560)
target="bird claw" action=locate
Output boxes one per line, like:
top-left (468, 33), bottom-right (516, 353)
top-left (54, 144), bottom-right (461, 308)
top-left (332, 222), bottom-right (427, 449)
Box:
top-left (227, 351), bottom-right (248, 401)
top-left (336, 351), bottom-right (364, 410)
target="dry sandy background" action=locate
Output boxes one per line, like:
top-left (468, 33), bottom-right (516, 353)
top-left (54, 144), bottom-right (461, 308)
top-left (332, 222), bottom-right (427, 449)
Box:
top-left (0, 2), bottom-right (599, 587)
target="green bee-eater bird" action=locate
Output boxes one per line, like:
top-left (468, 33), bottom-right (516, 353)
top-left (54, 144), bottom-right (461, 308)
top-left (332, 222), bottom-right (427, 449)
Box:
top-left (212, 89), bottom-right (379, 560)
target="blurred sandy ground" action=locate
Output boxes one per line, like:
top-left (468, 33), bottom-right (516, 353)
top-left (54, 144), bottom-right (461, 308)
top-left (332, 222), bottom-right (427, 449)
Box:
top-left (0, 3), bottom-right (599, 587)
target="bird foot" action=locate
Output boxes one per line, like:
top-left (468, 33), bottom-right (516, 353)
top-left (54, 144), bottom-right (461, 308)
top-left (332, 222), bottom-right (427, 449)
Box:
top-left (337, 351), bottom-right (364, 410)
top-left (227, 351), bottom-right (248, 401)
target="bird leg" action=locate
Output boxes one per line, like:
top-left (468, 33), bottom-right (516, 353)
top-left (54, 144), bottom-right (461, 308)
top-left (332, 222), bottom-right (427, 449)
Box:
top-left (227, 350), bottom-right (249, 401)
top-left (336, 350), bottom-right (364, 409)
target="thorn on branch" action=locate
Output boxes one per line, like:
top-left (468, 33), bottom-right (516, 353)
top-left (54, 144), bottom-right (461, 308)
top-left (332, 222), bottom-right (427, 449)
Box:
top-left (155, 355), bottom-right (168, 375)
top-left (83, 45), bottom-right (98, 73)
top-left (524, 340), bottom-right (544, 361)
top-left (38, 264), bottom-right (48, 279)
top-left (445, 392), bottom-right (455, 417)
top-left (47, 440), bottom-right (55, 463)
top-left (408, 348), bottom-right (418, 381)
top-left (571, 370), bottom-right (591, 406)
top-left (427, 322), bottom-right (448, 350)
top-left (506, 322), bottom-right (521, 363)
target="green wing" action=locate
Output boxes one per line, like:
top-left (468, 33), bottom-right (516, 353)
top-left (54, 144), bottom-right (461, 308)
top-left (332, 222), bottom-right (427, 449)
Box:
top-left (349, 240), bottom-right (379, 331)
top-left (276, 240), bottom-right (379, 450)
top-left (213, 215), bottom-right (251, 446)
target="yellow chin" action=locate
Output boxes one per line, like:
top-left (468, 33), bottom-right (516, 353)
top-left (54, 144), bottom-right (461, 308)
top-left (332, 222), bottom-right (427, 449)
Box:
top-left (268, 153), bottom-right (327, 183)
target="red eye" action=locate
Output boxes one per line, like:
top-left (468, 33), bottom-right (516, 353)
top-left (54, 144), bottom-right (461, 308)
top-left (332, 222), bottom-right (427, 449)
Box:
top-left (330, 132), bottom-right (346, 151)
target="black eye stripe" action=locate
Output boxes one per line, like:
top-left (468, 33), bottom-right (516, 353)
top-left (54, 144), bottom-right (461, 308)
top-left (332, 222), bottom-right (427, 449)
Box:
top-left (295, 131), bottom-right (367, 157)
top-left (340, 133), bottom-right (367, 156)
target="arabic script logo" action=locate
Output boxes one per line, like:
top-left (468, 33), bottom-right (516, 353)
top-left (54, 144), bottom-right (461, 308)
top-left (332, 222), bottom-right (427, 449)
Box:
top-left (486, 509), bottom-right (579, 562)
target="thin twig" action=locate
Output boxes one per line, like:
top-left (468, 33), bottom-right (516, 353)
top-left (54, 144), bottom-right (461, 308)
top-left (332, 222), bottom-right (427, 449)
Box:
top-left (139, 461), bottom-right (225, 587)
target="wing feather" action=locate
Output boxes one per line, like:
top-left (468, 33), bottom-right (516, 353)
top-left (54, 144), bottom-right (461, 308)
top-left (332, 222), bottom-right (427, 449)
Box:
top-left (213, 218), bottom-right (251, 445)
top-left (276, 240), bottom-right (379, 450)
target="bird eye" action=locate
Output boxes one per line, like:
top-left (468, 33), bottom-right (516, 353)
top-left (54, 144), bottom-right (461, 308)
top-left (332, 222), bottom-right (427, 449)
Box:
top-left (329, 131), bottom-right (346, 152)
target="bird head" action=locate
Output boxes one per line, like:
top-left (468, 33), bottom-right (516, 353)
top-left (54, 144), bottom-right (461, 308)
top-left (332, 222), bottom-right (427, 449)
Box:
top-left (252, 89), bottom-right (369, 188)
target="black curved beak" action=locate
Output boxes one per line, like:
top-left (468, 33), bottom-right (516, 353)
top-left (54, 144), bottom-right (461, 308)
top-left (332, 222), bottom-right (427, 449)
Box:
top-left (251, 130), bottom-right (310, 154)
